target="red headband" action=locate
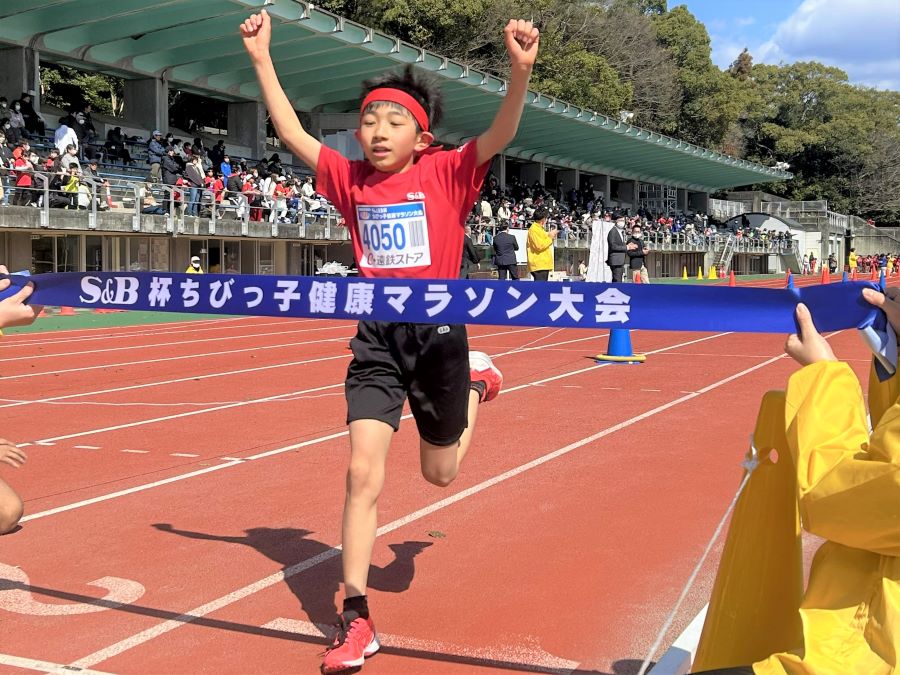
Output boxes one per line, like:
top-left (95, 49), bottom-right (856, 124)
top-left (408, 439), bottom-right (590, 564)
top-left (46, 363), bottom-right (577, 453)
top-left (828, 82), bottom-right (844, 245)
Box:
top-left (360, 88), bottom-right (430, 132)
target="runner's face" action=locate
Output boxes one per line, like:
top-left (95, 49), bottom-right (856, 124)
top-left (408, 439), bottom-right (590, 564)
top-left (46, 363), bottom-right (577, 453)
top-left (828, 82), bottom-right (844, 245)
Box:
top-left (357, 105), bottom-right (432, 173)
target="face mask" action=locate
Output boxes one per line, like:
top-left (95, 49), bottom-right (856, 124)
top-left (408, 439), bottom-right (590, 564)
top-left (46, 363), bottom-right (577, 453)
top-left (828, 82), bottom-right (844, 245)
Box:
top-left (0, 102), bottom-right (6, 109)
top-left (13, 105), bottom-right (20, 111)
top-left (616, 222), bottom-right (625, 229)
top-left (633, 232), bottom-right (643, 239)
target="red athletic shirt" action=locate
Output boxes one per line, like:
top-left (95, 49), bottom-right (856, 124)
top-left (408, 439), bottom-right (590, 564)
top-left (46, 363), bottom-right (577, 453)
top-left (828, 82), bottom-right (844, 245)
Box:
top-left (316, 142), bottom-right (490, 279)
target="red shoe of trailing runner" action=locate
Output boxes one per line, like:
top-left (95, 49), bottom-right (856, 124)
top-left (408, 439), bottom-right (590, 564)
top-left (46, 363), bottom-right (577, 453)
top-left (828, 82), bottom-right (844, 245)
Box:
top-left (321, 612), bottom-right (379, 673)
top-left (469, 351), bottom-right (503, 403)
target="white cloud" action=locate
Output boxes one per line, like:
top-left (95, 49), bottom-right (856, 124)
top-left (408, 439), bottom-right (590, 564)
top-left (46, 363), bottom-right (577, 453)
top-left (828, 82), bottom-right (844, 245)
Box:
top-left (734, 17), bottom-right (756, 27)
top-left (757, 0), bottom-right (900, 89)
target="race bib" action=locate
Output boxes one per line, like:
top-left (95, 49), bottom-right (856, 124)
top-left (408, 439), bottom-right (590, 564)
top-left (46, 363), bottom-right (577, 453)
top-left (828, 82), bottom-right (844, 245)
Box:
top-left (356, 202), bottom-right (431, 269)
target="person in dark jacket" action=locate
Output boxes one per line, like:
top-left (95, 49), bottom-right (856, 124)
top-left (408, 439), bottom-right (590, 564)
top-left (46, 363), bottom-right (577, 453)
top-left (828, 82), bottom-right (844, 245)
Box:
top-left (492, 223), bottom-right (519, 280)
top-left (15, 93), bottom-right (44, 137)
top-left (147, 131), bottom-right (167, 183)
top-left (606, 217), bottom-right (629, 282)
top-left (160, 147), bottom-right (182, 213)
top-left (626, 223), bottom-right (650, 283)
top-left (460, 225), bottom-right (481, 279)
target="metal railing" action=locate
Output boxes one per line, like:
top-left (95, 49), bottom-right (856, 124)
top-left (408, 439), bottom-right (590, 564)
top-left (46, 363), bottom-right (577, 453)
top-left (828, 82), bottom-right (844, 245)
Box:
top-left (708, 198), bottom-right (747, 222)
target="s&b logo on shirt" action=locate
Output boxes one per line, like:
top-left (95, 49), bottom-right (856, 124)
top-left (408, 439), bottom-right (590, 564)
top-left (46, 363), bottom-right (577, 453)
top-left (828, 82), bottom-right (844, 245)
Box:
top-left (406, 192), bottom-right (425, 201)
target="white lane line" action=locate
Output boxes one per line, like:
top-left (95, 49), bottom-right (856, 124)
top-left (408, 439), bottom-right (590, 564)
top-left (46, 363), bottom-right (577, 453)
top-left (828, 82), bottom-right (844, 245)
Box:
top-left (0, 352), bottom-right (352, 411)
top-left (17, 443), bottom-right (32, 448)
top-left (121, 449), bottom-right (149, 454)
top-left (263, 618), bottom-right (580, 674)
top-left (0, 335), bottom-right (354, 381)
top-left (22, 332), bottom-right (729, 524)
top-left (220, 457), bottom-right (245, 462)
top-left (1, 316), bottom-right (318, 347)
top-left (0, 325), bottom-right (349, 364)
top-left (0, 652), bottom-right (115, 675)
top-left (170, 453), bottom-right (199, 458)
top-left (35, 441), bottom-right (55, 446)
top-left (69, 335), bottom-right (784, 670)
top-left (13, 326), bottom-right (542, 429)
top-left (75, 445), bottom-right (101, 450)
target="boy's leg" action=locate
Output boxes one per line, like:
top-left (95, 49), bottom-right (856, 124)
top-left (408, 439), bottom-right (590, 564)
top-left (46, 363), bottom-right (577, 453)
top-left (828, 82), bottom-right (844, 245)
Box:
top-left (411, 325), bottom-right (502, 487)
top-left (0, 478), bottom-right (24, 534)
top-left (342, 418), bottom-right (392, 598)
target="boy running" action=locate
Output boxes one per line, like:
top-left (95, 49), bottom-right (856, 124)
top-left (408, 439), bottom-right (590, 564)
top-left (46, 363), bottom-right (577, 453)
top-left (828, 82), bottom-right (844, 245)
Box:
top-left (240, 10), bottom-right (539, 673)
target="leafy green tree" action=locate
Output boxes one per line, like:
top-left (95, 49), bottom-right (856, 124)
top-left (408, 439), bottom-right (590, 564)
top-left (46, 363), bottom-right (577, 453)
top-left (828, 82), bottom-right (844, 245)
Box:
top-left (40, 64), bottom-right (124, 118)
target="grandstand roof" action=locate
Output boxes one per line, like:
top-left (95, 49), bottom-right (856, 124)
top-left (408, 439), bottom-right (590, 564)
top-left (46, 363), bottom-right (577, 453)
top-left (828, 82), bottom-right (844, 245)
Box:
top-left (0, 0), bottom-right (791, 191)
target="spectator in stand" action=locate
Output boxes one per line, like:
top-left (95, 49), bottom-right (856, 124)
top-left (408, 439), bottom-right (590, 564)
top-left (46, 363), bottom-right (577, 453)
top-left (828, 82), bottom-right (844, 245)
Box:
top-left (59, 144), bottom-right (80, 173)
top-left (208, 140), bottom-right (225, 170)
top-left (0, 130), bottom-right (11, 206)
top-left (62, 165), bottom-right (84, 209)
top-left (84, 158), bottom-right (112, 210)
top-left (43, 148), bottom-right (60, 172)
top-left (12, 149), bottom-right (36, 207)
top-left (1, 118), bottom-right (19, 147)
top-left (267, 153), bottom-right (283, 178)
top-left (492, 222), bottom-right (519, 280)
top-left (70, 111), bottom-right (90, 158)
top-left (177, 140), bottom-right (193, 165)
top-left (243, 174), bottom-right (263, 222)
top-left (7, 100), bottom-right (27, 140)
top-left (161, 146), bottom-right (182, 213)
top-left (54, 118), bottom-right (78, 156)
top-left (185, 256), bottom-right (204, 274)
top-left (147, 130), bottom-right (167, 183)
top-left (0, 98), bottom-right (7, 118)
top-left (184, 155), bottom-right (205, 217)
top-left (193, 137), bottom-right (207, 157)
top-left (104, 127), bottom-right (133, 165)
top-left (16, 93), bottom-right (45, 137)
top-left (220, 154), bottom-right (232, 180)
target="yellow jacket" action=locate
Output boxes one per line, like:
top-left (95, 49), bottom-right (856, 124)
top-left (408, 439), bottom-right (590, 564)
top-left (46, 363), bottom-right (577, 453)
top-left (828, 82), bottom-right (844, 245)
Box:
top-left (848, 252), bottom-right (858, 269)
top-left (526, 222), bottom-right (554, 273)
top-left (185, 265), bottom-right (204, 274)
top-left (753, 360), bottom-right (900, 674)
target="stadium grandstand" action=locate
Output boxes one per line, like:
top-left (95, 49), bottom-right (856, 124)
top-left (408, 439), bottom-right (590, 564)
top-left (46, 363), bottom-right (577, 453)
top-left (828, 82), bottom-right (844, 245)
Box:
top-left (0, 0), bottom-right (885, 280)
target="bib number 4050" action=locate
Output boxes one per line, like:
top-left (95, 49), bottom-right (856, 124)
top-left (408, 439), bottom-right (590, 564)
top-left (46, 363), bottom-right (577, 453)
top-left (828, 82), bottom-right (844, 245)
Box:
top-left (361, 222), bottom-right (407, 252)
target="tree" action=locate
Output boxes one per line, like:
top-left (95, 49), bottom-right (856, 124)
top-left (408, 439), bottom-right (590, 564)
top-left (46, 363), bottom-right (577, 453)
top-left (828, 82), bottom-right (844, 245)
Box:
top-left (729, 48), bottom-right (753, 81)
top-left (40, 64), bottom-right (124, 118)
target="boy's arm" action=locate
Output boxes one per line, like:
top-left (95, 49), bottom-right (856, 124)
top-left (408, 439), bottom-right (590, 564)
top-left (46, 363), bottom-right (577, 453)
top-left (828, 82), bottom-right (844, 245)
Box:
top-left (241, 11), bottom-right (321, 171)
top-left (476, 20), bottom-right (540, 167)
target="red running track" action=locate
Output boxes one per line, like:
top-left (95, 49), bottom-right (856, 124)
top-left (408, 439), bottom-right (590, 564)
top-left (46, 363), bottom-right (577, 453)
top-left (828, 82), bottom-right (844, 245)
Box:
top-left (0, 278), bottom-right (891, 675)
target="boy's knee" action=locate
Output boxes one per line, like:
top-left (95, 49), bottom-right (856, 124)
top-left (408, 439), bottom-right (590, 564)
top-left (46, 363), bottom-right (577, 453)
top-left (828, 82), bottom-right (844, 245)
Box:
top-left (346, 460), bottom-right (383, 498)
top-left (0, 496), bottom-right (24, 534)
top-left (421, 465), bottom-right (457, 488)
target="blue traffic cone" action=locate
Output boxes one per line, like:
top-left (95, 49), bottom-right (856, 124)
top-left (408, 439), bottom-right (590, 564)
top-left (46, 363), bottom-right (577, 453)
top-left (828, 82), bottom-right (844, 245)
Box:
top-left (595, 328), bottom-right (646, 364)
top-left (880, 270), bottom-right (887, 291)
top-left (842, 270), bottom-right (849, 282)
top-left (786, 273), bottom-right (795, 290)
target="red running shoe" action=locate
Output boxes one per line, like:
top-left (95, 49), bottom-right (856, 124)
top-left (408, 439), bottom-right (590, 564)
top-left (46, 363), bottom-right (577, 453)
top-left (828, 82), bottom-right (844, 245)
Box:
top-left (469, 351), bottom-right (503, 403)
top-left (321, 612), bottom-right (379, 673)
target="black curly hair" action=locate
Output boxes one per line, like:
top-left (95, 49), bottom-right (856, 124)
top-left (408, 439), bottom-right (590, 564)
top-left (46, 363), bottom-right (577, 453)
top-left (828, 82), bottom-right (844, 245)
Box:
top-left (361, 65), bottom-right (443, 131)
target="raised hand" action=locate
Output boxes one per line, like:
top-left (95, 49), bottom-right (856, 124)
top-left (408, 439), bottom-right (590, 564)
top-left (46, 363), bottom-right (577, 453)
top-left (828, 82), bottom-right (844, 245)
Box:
top-left (503, 19), bottom-right (540, 68)
top-left (240, 10), bottom-right (272, 62)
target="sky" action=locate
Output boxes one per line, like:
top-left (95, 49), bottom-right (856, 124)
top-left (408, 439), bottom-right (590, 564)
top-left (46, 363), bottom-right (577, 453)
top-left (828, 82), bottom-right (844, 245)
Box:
top-left (678, 0), bottom-right (900, 90)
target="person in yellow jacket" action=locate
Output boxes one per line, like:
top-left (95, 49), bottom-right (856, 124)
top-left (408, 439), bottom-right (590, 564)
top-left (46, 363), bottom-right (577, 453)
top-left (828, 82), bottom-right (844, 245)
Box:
top-left (526, 206), bottom-right (557, 281)
top-left (848, 247), bottom-right (858, 274)
top-left (695, 287), bottom-right (900, 675)
top-left (185, 255), bottom-right (204, 274)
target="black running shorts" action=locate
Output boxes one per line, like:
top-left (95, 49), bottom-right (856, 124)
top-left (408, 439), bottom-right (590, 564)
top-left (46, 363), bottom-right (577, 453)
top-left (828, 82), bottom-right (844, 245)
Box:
top-left (345, 321), bottom-right (471, 447)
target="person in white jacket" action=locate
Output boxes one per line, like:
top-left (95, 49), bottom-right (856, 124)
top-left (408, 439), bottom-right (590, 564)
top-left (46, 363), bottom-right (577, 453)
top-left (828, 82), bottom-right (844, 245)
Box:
top-left (54, 121), bottom-right (78, 156)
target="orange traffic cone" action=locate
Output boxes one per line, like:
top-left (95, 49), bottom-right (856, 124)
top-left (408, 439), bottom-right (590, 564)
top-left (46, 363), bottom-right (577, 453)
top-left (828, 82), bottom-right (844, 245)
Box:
top-left (37, 307), bottom-right (48, 318)
top-left (820, 267), bottom-right (830, 284)
top-left (729, 271), bottom-right (736, 287)
top-left (871, 266), bottom-right (878, 281)
top-left (719, 267), bottom-right (726, 279)
top-left (59, 306), bottom-right (76, 316)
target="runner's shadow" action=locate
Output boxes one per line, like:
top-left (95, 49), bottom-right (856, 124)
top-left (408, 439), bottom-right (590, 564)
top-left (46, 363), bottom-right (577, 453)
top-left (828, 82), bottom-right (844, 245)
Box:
top-left (152, 524), bottom-right (431, 626)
